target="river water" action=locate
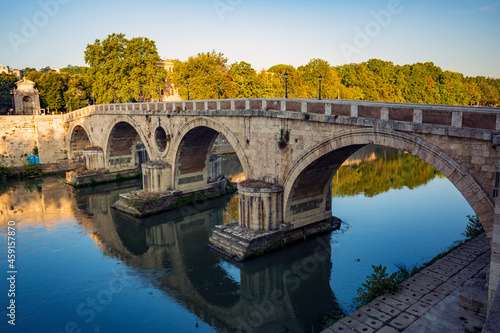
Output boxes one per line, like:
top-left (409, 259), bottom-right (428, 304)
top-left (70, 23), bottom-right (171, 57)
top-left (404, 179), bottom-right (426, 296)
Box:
top-left (0, 145), bottom-right (474, 332)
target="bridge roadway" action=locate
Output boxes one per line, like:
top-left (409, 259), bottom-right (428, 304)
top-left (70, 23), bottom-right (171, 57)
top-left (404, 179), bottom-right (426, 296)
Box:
top-left (63, 98), bottom-right (500, 307)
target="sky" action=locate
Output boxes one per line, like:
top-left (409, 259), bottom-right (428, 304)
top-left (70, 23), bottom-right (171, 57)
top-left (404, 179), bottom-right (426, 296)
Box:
top-left (1, 0), bottom-right (499, 77)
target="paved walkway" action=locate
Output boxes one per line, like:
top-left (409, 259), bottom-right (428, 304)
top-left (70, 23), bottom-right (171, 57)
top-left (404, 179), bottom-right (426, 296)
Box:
top-left (323, 234), bottom-right (490, 333)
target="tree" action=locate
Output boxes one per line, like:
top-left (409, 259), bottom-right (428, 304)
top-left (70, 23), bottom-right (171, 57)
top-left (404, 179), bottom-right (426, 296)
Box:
top-left (22, 67), bottom-right (36, 76)
top-left (61, 65), bottom-right (89, 76)
top-left (27, 71), bottom-right (68, 111)
top-left (170, 50), bottom-right (234, 100)
top-left (84, 33), bottom-right (167, 104)
top-left (230, 61), bottom-right (261, 98)
top-left (297, 59), bottom-right (343, 99)
top-left (267, 64), bottom-right (302, 98)
top-left (0, 73), bottom-right (17, 112)
top-left (64, 74), bottom-right (92, 111)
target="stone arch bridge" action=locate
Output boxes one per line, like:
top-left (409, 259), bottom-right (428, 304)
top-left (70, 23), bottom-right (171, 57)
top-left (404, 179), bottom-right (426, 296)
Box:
top-left (64, 98), bottom-right (500, 301)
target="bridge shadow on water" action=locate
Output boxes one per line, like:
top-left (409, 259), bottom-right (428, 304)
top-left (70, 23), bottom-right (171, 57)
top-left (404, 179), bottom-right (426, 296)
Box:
top-left (74, 180), bottom-right (342, 332)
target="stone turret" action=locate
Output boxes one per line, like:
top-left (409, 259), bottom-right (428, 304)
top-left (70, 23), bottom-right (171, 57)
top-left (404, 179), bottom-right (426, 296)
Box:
top-left (11, 78), bottom-right (41, 115)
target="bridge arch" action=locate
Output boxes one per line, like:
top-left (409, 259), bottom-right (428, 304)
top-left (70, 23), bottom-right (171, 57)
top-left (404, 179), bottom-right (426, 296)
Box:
top-left (283, 128), bottom-right (494, 236)
top-left (103, 116), bottom-right (153, 171)
top-left (170, 117), bottom-right (250, 189)
top-left (68, 124), bottom-right (92, 161)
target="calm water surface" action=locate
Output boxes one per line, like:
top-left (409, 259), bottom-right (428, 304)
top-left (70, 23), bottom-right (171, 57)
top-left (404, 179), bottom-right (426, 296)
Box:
top-left (0, 146), bottom-right (474, 332)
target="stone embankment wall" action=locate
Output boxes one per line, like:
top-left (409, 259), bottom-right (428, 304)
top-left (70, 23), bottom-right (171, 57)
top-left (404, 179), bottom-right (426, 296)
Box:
top-left (0, 115), bottom-right (67, 167)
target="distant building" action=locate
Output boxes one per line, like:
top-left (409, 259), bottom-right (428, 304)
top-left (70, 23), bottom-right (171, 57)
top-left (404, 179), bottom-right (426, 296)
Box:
top-left (11, 78), bottom-right (42, 115)
top-left (156, 59), bottom-right (181, 101)
top-left (0, 64), bottom-right (23, 80)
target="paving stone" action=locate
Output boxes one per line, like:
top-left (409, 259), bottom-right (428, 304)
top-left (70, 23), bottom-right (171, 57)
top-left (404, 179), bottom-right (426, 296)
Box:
top-left (395, 287), bottom-right (423, 300)
top-left (449, 249), bottom-right (478, 260)
top-left (375, 326), bottom-right (399, 333)
top-left (349, 310), bottom-right (384, 330)
top-left (409, 273), bottom-right (443, 287)
top-left (399, 281), bottom-right (433, 294)
top-left (375, 296), bottom-right (410, 311)
top-left (406, 301), bottom-right (432, 316)
top-left (402, 275), bottom-right (439, 290)
top-left (367, 300), bottom-right (402, 318)
top-left (419, 291), bottom-right (446, 306)
top-left (467, 261), bottom-right (487, 271)
top-left (388, 312), bottom-right (418, 330)
top-left (433, 282), bottom-right (458, 296)
top-left (447, 271), bottom-right (478, 286)
top-left (444, 255), bottom-right (472, 265)
top-left (446, 253), bottom-right (474, 264)
top-left (419, 268), bottom-right (447, 281)
top-left (359, 306), bottom-right (394, 323)
top-left (387, 291), bottom-right (419, 305)
top-left (340, 316), bottom-right (376, 333)
top-left (324, 321), bottom-right (351, 332)
top-left (435, 258), bottom-right (465, 271)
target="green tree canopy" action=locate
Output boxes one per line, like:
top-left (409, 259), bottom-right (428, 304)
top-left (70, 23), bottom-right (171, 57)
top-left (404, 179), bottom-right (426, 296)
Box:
top-left (84, 33), bottom-right (167, 103)
top-left (61, 65), bottom-right (90, 76)
top-left (230, 61), bottom-right (261, 98)
top-left (170, 50), bottom-right (234, 100)
top-left (28, 72), bottom-right (68, 111)
top-left (64, 74), bottom-right (92, 111)
top-left (297, 59), bottom-right (343, 99)
top-left (0, 73), bottom-right (17, 112)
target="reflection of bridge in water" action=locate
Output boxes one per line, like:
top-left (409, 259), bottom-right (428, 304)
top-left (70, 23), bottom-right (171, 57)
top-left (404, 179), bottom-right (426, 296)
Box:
top-left (75, 182), bottom-right (340, 332)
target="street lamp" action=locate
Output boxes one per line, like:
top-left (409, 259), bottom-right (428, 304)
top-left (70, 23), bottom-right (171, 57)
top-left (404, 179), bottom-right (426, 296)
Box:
top-left (217, 83), bottom-right (221, 99)
top-left (318, 74), bottom-right (322, 100)
top-left (186, 81), bottom-right (190, 101)
top-left (157, 88), bottom-right (160, 102)
top-left (284, 71), bottom-right (288, 98)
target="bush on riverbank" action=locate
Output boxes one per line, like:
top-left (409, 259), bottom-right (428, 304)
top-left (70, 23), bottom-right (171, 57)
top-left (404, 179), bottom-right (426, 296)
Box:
top-left (464, 215), bottom-right (484, 239)
top-left (353, 264), bottom-right (405, 308)
top-left (0, 164), bottom-right (44, 180)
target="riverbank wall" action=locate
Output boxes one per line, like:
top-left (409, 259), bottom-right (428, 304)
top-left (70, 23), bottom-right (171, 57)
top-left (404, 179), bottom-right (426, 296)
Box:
top-left (0, 115), bottom-right (67, 167)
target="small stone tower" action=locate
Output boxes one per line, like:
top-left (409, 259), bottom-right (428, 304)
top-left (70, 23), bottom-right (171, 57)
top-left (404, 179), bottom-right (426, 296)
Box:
top-left (11, 78), bottom-right (41, 115)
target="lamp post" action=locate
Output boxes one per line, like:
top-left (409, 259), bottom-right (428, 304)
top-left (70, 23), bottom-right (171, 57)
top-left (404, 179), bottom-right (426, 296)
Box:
top-left (157, 88), bottom-right (160, 102)
top-left (284, 71), bottom-right (288, 98)
top-left (318, 74), bottom-right (322, 100)
top-left (186, 81), bottom-right (190, 101)
top-left (217, 82), bottom-right (221, 99)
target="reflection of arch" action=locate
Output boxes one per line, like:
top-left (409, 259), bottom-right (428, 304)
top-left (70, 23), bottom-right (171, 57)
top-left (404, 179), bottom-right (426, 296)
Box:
top-left (283, 128), bottom-right (493, 234)
top-left (69, 125), bottom-right (91, 160)
top-left (171, 117), bottom-right (250, 186)
top-left (103, 116), bottom-right (153, 170)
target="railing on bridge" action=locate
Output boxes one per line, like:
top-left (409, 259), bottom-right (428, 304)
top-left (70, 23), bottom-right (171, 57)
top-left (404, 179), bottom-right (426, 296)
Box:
top-left (64, 99), bottom-right (500, 132)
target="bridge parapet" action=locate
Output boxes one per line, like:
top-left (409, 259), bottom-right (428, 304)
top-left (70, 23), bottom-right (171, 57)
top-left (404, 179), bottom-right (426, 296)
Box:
top-left (67, 99), bottom-right (500, 133)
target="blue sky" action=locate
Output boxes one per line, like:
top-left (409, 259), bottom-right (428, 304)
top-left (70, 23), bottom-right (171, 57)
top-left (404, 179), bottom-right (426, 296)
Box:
top-left (1, 0), bottom-right (499, 77)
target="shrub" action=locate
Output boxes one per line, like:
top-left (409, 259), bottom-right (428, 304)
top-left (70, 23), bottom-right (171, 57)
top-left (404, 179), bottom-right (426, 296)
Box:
top-left (354, 264), bottom-right (400, 308)
top-left (464, 215), bottom-right (483, 239)
top-left (20, 164), bottom-right (44, 178)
